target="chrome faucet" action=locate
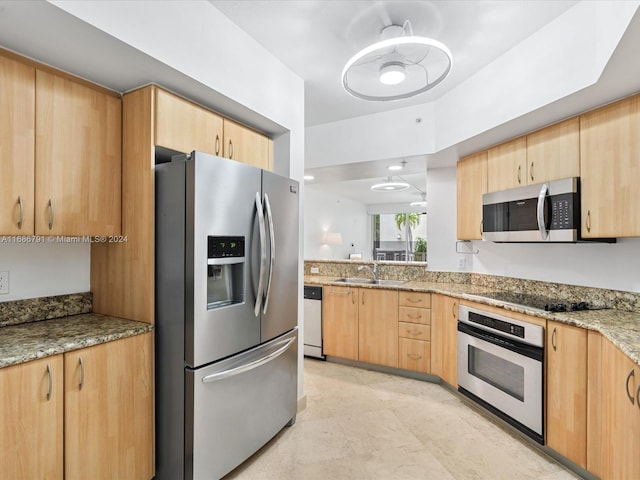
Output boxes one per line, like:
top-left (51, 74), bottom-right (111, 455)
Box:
top-left (357, 264), bottom-right (378, 280)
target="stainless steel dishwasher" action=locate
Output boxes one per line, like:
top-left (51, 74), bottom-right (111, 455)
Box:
top-left (303, 285), bottom-right (324, 359)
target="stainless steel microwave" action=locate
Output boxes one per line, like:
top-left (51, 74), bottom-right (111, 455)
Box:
top-left (482, 177), bottom-right (581, 242)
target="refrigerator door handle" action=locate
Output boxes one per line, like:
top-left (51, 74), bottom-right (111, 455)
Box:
top-left (201, 336), bottom-right (296, 383)
top-left (254, 192), bottom-right (268, 316)
top-left (262, 193), bottom-right (276, 314)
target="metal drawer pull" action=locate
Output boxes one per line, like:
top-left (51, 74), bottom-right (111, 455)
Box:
top-left (48, 199), bottom-right (54, 229)
top-left (17, 196), bottom-right (23, 229)
top-left (626, 368), bottom-right (635, 404)
top-left (407, 353), bottom-right (422, 360)
top-left (407, 330), bottom-right (423, 336)
top-left (406, 298), bottom-right (422, 303)
top-left (46, 364), bottom-right (53, 401)
top-left (215, 134), bottom-right (220, 155)
top-left (407, 313), bottom-right (422, 319)
top-left (79, 357), bottom-right (85, 390)
top-left (551, 328), bottom-right (557, 351)
top-left (637, 384), bottom-right (640, 411)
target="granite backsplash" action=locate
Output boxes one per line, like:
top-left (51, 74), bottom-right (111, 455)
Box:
top-left (0, 292), bottom-right (92, 328)
top-left (304, 260), bottom-right (640, 314)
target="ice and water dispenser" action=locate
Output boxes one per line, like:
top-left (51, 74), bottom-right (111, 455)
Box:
top-left (207, 236), bottom-right (245, 309)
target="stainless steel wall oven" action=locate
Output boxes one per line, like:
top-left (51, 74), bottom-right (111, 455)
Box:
top-left (457, 305), bottom-right (545, 444)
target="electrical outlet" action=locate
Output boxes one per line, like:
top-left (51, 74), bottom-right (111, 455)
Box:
top-left (310, 267), bottom-right (320, 274)
top-left (0, 271), bottom-right (8, 295)
top-left (457, 257), bottom-right (466, 270)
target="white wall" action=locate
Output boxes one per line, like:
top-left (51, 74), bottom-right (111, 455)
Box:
top-left (425, 168), bottom-right (461, 272)
top-left (304, 186), bottom-right (369, 260)
top-left (0, 243), bottom-right (90, 301)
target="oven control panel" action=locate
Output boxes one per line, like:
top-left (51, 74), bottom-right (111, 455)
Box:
top-left (468, 311), bottom-right (525, 338)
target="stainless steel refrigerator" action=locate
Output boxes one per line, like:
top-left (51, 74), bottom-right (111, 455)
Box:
top-left (155, 151), bottom-right (299, 480)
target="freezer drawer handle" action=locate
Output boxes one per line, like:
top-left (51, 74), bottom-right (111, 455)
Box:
top-left (201, 337), bottom-right (296, 384)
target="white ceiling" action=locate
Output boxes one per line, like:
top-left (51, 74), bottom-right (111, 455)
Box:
top-left (211, 0), bottom-right (579, 127)
top-left (211, 0), bottom-right (580, 205)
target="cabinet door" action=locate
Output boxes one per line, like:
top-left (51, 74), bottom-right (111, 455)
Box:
top-left (322, 286), bottom-right (359, 360)
top-left (487, 137), bottom-right (527, 192)
top-left (546, 321), bottom-right (587, 468)
top-left (65, 333), bottom-right (153, 480)
top-left (155, 88), bottom-right (223, 156)
top-left (0, 355), bottom-right (63, 480)
top-left (223, 118), bottom-right (272, 170)
top-left (601, 339), bottom-right (640, 480)
top-left (35, 70), bottom-right (121, 236)
top-left (0, 54), bottom-right (35, 235)
top-left (431, 294), bottom-right (458, 385)
top-left (580, 94), bottom-right (640, 238)
top-left (526, 118), bottom-right (579, 184)
top-left (358, 288), bottom-right (398, 368)
top-left (457, 151), bottom-right (487, 240)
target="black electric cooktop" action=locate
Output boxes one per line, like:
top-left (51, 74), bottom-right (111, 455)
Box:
top-left (477, 290), bottom-right (605, 312)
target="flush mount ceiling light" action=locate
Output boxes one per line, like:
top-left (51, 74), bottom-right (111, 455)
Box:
top-left (388, 160), bottom-right (407, 171)
top-left (371, 176), bottom-right (410, 192)
top-left (410, 192), bottom-right (428, 207)
top-left (342, 20), bottom-right (453, 102)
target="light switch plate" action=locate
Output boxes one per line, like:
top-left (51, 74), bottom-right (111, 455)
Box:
top-left (0, 271), bottom-right (8, 295)
top-left (457, 257), bottom-right (466, 270)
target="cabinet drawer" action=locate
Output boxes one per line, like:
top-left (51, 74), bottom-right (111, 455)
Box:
top-left (399, 291), bottom-right (431, 308)
top-left (399, 322), bottom-right (430, 340)
top-left (399, 338), bottom-right (431, 374)
top-left (399, 306), bottom-right (431, 325)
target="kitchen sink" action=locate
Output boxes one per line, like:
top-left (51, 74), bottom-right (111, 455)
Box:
top-left (334, 278), bottom-right (405, 286)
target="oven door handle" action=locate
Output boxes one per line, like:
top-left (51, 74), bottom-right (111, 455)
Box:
top-left (458, 321), bottom-right (544, 361)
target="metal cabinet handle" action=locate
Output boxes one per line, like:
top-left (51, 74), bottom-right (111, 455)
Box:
top-left (480, 220), bottom-right (483, 236)
top-left (551, 327), bottom-right (557, 351)
top-left (362, 291), bottom-right (365, 305)
top-left (228, 140), bottom-right (234, 159)
top-left (637, 384), bottom-right (640, 411)
top-left (586, 210), bottom-right (591, 233)
top-left (452, 302), bottom-right (457, 318)
top-left (48, 199), bottom-right (54, 229)
top-left (517, 165), bottom-right (521, 184)
top-left (626, 368), bottom-right (635, 405)
top-left (17, 196), bottom-right (23, 229)
top-left (407, 353), bottom-right (422, 360)
top-left (351, 288), bottom-right (355, 304)
top-left (46, 364), bottom-right (53, 401)
top-left (406, 298), bottom-right (422, 304)
top-left (408, 330), bottom-right (423, 336)
top-left (215, 134), bottom-right (220, 155)
top-left (530, 162), bottom-right (534, 182)
top-left (79, 357), bottom-right (85, 390)
top-left (407, 313), bottom-right (422, 320)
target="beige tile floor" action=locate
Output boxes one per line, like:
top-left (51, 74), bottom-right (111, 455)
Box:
top-left (225, 359), bottom-right (580, 480)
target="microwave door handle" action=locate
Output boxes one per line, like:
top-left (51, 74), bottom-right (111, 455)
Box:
top-left (254, 192), bottom-right (267, 316)
top-left (537, 183), bottom-right (549, 240)
top-left (262, 193), bottom-right (275, 315)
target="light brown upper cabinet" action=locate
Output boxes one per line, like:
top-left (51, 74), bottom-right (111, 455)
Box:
top-left (457, 151), bottom-right (487, 240)
top-left (487, 137), bottom-right (527, 192)
top-left (223, 118), bottom-right (273, 170)
top-left (155, 88), bottom-right (223, 156)
top-left (0, 54), bottom-right (35, 235)
top-left (580, 94), bottom-right (640, 238)
top-left (526, 118), bottom-right (579, 184)
top-left (35, 69), bottom-right (121, 236)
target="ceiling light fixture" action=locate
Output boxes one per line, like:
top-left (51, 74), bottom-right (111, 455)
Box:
top-left (410, 192), bottom-right (428, 207)
top-left (388, 160), bottom-right (407, 171)
top-left (371, 176), bottom-right (410, 192)
top-left (342, 20), bottom-right (453, 102)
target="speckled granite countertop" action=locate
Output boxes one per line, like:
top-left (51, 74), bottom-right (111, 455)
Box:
top-left (0, 313), bottom-right (154, 369)
top-left (305, 276), bottom-right (640, 365)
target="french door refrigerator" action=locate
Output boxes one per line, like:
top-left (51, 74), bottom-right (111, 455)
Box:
top-left (155, 151), bottom-right (299, 480)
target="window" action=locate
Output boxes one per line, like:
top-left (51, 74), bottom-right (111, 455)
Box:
top-left (371, 212), bottom-right (426, 262)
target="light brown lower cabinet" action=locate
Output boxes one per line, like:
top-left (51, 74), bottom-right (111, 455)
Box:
top-left (322, 286), bottom-right (359, 360)
top-left (65, 332), bottom-right (154, 480)
top-left (0, 355), bottom-right (64, 480)
top-left (431, 294), bottom-right (458, 386)
top-left (546, 321), bottom-right (587, 468)
top-left (0, 333), bottom-right (153, 480)
top-left (600, 338), bottom-right (640, 480)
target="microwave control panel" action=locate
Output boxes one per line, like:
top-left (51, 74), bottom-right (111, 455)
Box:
top-left (549, 193), bottom-right (578, 230)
